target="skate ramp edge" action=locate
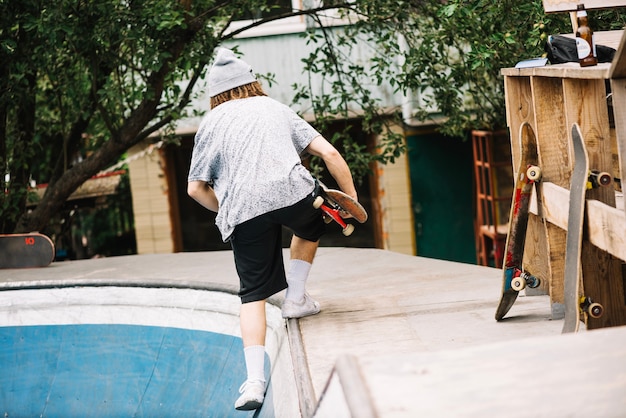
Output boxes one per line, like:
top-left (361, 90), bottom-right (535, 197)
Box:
top-left (0, 282), bottom-right (300, 417)
top-left (312, 326), bottom-right (626, 417)
top-left (312, 355), bottom-right (377, 418)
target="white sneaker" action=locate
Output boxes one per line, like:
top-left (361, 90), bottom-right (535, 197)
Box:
top-left (234, 379), bottom-right (265, 411)
top-left (282, 293), bottom-right (321, 319)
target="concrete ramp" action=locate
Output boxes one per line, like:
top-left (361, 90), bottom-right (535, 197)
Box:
top-left (314, 325), bottom-right (626, 417)
top-left (0, 285), bottom-right (299, 417)
top-left (8, 250), bottom-right (623, 416)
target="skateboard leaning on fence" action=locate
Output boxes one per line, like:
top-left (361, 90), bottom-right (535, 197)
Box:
top-left (0, 233), bottom-right (55, 269)
top-left (495, 122), bottom-right (542, 321)
top-left (562, 124), bottom-right (605, 333)
top-left (313, 181), bottom-right (367, 236)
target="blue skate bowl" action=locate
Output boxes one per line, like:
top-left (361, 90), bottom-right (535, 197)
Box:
top-left (0, 284), bottom-right (298, 417)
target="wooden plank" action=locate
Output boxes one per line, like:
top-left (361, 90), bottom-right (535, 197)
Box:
top-left (609, 31), bottom-right (626, 233)
top-left (531, 182), bottom-right (626, 260)
top-left (611, 79), bottom-right (626, 229)
top-left (609, 30), bottom-right (626, 78)
top-left (527, 183), bottom-right (568, 230)
top-left (562, 78), bottom-right (614, 205)
top-left (530, 182), bottom-right (569, 230)
top-left (543, 0), bottom-right (626, 13)
top-left (315, 355), bottom-right (377, 418)
top-left (581, 242), bottom-right (626, 328)
top-left (530, 182), bottom-right (567, 314)
top-left (503, 76), bottom-right (534, 166)
top-left (530, 77), bottom-right (570, 314)
top-left (522, 213), bottom-right (551, 295)
top-left (587, 199), bottom-right (626, 260)
top-left (531, 78), bottom-right (571, 186)
top-left (502, 63), bottom-right (612, 79)
top-left (287, 319), bottom-right (317, 418)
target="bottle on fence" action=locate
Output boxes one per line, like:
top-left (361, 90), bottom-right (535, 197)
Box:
top-left (575, 4), bottom-right (598, 67)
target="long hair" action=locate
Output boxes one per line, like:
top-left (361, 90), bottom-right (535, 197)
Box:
top-left (210, 81), bottom-right (267, 109)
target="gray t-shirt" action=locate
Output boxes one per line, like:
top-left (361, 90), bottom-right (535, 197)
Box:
top-left (188, 96), bottom-right (320, 241)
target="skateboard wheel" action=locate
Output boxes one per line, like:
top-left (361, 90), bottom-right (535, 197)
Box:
top-left (588, 303), bottom-right (604, 318)
top-left (313, 196), bottom-right (324, 209)
top-left (598, 172), bottom-right (612, 187)
top-left (528, 276), bottom-right (541, 288)
top-left (588, 171), bottom-right (612, 189)
top-left (342, 224), bottom-right (355, 236)
top-left (511, 276), bottom-right (525, 292)
top-left (521, 272), bottom-right (540, 289)
top-left (526, 165), bottom-right (541, 181)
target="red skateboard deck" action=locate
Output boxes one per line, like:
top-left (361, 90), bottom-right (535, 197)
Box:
top-left (0, 233), bottom-right (55, 269)
top-left (495, 123), bottom-right (542, 321)
top-left (313, 181), bottom-right (367, 236)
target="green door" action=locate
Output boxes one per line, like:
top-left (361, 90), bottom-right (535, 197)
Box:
top-left (407, 130), bottom-right (476, 264)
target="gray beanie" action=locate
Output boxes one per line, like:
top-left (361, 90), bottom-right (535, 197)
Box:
top-left (208, 48), bottom-right (257, 97)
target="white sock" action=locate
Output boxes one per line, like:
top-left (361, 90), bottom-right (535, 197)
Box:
top-left (285, 259), bottom-right (312, 302)
top-left (244, 345), bottom-right (266, 383)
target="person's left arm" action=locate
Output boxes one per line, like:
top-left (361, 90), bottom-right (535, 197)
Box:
top-left (305, 135), bottom-right (358, 201)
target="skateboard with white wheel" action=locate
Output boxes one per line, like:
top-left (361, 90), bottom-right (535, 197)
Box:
top-left (312, 181), bottom-right (367, 236)
top-left (587, 170), bottom-right (612, 189)
top-left (510, 270), bottom-right (541, 292)
top-left (563, 124), bottom-right (605, 333)
top-left (579, 296), bottom-right (604, 319)
top-left (495, 122), bottom-right (542, 321)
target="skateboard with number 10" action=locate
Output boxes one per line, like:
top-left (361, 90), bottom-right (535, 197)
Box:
top-left (0, 233), bottom-right (55, 269)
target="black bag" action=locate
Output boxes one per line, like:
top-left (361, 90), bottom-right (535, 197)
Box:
top-left (545, 35), bottom-right (616, 64)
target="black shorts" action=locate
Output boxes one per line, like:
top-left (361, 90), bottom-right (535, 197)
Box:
top-left (230, 193), bottom-right (326, 303)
